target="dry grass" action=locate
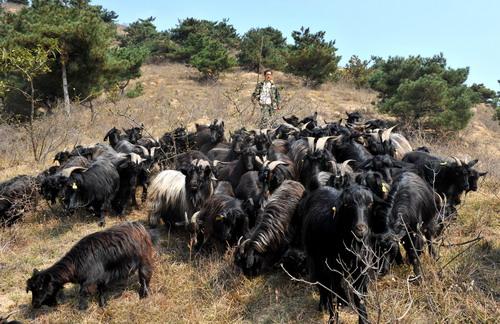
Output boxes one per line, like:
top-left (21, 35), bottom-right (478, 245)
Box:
top-left (0, 63), bottom-right (498, 323)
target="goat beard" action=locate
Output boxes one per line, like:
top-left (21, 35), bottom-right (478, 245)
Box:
top-left (188, 180), bottom-right (214, 209)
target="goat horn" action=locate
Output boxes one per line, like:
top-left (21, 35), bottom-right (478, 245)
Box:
top-left (315, 136), bottom-right (336, 151)
top-left (268, 161), bottom-right (288, 170)
top-left (191, 211), bottom-right (200, 224)
top-left (340, 159), bottom-right (355, 176)
top-left (329, 161), bottom-right (338, 174)
top-left (238, 238), bottom-right (250, 248)
top-left (381, 125), bottom-right (397, 142)
top-left (255, 156), bottom-right (264, 165)
top-left (450, 156), bottom-right (462, 166)
top-left (299, 121), bottom-right (311, 130)
top-left (60, 166), bottom-right (87, 177)
top-left (307, 137), bottom-right (316, 151)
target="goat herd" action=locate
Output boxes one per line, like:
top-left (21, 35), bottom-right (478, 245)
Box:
top-left (0, 111), bottom-right (487, 323)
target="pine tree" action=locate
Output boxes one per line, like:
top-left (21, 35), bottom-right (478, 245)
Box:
top-left (0, 0), bottom-right (147, 115)
top-left (286, 27), bottom-right (341, 87)
top-left (238, 27), bottom-right (287, 71)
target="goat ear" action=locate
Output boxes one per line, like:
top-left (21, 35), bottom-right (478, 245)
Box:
top-left (467, 159), bottom-right (478, 167)
top-left (179, 167), bottom-right (189, 176)
top-left (203, 166), bottom-right (212, 178)
top-left (32, 268), bottom-right (39, 276)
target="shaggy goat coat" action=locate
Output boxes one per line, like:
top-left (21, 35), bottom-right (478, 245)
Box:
top-left (26, 221), bottom-right (154, 309)
top-left (235, 180), bottom-right (305, 276)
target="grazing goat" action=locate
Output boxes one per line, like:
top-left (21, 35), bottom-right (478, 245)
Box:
top-left (26, 222), bottom-right (154, 310)
top-left (193, 194), bottom-right (249, 251)
top-left (234, 180), bottom-right (305, 277)
top-left (40, 156), bottom-right (91, 205)
top-left (0, 175), bottom-right (40, 226)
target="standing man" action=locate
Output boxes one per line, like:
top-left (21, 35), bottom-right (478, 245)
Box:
top-left (252, 69), bottom-right (281, 128)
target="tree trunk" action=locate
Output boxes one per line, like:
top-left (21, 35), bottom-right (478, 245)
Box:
top-left (29, 79), bottom-right (38, 162)
top-left (61, 58), bottom-right (70, 115)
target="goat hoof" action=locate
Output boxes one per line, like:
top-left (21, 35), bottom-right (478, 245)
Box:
top-left (139, 288), bottom-right (149, 299)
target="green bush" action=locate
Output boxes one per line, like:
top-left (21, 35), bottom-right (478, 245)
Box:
top-left (125, 82), bottom-right (144, 98)
top-left (369, 54), bottom-right (478, 131)
top-left (286, 27), bottom-right (340, 87)
top-left (189, 36), bottom-right (236, 80)
top-left (342, 55), bottom-right (372, 88)
top-left (170, 18), bottom-right (239, 62)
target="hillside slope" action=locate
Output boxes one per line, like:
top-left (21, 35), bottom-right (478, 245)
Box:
top-left (0, 63), bottom-right (498, 323)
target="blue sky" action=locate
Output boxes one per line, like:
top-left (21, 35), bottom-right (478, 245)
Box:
top-left (94, 0), bottom-right (499, 91)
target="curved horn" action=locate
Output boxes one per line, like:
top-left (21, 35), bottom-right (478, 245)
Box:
top-left (268, 161), bottom-right (288, 170)
top-left (237, 236), bottom-right (244, 246)
top-left (238, 238), bottom-right (251, 248)
top-left (340, 159), bottom-right (355, 176)
top-left (60, 166), bottom-right (87, 178)
top-left (300, 121), bottom-right (311, 130)
top-left (315, 136), bottom-right (335, 151)
top-left (381, 125), bottom-right (397, 142)
top-left (254, 155), bottom-right (264, 166)
top-left (450, 156), bottom-right (462, 166)
top-left (191, 211), bottom-right (200, 224)
top-left (329, 161), bottom-right (338, 174)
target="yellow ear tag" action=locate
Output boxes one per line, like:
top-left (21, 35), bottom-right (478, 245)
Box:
top-left (72, 182), bottom-right (78, 190)
top-left (331, 206), bottom-right (336, 217)
top-left (215, 215), bottom-right (224, 221)
top-left (382, 183), bottom-right (389, 193)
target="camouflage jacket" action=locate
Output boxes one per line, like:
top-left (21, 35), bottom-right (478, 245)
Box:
top-left (252, 80), bottom-right (281, 107)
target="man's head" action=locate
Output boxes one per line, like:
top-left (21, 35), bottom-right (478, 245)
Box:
top-left (264, 69), bottom-right (273, 81)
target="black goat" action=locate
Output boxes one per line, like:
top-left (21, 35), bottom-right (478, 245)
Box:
top-left (377, 172), bottom-right (444, 280)
top-left (198, 119), bottom-right (226, 154)
top-left (26, 222), bottom-right (154, 310)
top-left (402, 151), bottom-right (475, 206)
top-left (302, 185), bottom-right (374, 323)
top-left (330, 134), bottom-right (373, 168)
top-left (193, 194), bottom-right (249, 251)
top-left (40, 156), bottom-right (91, 205)
top-left (0, 175), bottom-right (40, 226)
top-left (63, 159), bottom-right (120, 226)
top-left (291, 137), bottom-right (336, 190)
top-left (234, 180), bottom-right (305, 277)
top-left (206, 132), bottom-right (246, 162)
top-left (213, 146), bottom-right (257, 189)
top-left (214, 181), bottom-right (235, 197)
